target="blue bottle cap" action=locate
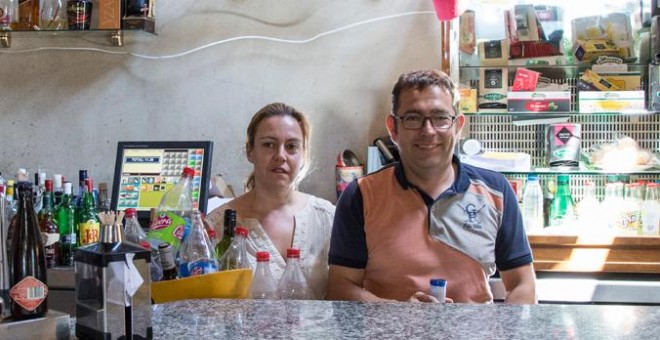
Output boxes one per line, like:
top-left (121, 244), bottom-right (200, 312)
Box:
top-left (430, 278), bottom-right (446, 287)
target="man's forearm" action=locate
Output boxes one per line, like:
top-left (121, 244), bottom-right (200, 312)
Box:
top-left (326, 279), bottom-right (391, 302)
top-left (504, 283), bottom-right (537, 304)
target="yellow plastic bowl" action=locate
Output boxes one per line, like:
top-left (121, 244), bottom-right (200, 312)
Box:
top-left (151, 268), bottom-right (253, 303)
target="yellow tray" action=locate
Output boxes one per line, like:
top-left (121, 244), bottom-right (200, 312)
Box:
top-left (151, 269), bottom-right (253, 303)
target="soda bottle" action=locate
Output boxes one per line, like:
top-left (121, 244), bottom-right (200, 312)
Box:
top-left (158, 242), bottom-right (178, 280)
top-left (640, 183), bottom-right (659, 235)
top-left (10, 182), bottom-right (48, 320)
top-left (277, 248), bottom-right (310, 300)
top-left (56, 182), bottom-right (77, 266)
top-left (250, 251), bottom-right (279, 299)
top-left (218, 226), bottom-right (251, 271)
top-left (147, 167), bottom-right (195, 251)
top-left (549, 175), bottom-right (576, 228)
top-left (215, 208), bottom-right (236, 259)
top-left (38, 179), bottom-right (60, 268)
top-left (77, 178), bottom-right (100, 245)
top-left (178, 210), bottom-right (217, 277)
top-left (522, 174), bottom-right (543, 232)
top-left (123, 208), bottom-right (150, 249)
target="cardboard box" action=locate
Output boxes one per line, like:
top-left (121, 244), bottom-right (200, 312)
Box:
top-left (578, 91), bottom-right (645, 113)
top-left (600, 72), bottom-right (642, 91)
top-left (459, 88), bottom-right (477, 113)
top-left (508, 91), bottom-right (571, 112)
top-left (478, 68), bottom-right (508, 112)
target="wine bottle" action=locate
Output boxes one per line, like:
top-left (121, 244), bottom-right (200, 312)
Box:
top-left (10, 182), bottom-right (48, 320)
top-left (38, 179), bottom-right (60, 268)
top-left (56, 182), bottom-right (77, 266)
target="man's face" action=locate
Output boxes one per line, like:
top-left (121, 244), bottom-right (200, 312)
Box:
top-left (386, 85), bottom-right (464, 177)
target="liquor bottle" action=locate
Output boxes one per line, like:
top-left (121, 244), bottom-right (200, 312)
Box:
top-left (0, 0), bottom-right (18, 30)
top-left (542, 178), bottom-right (555, 228)
top-left (123, 208), bottom-right (150, 249)
top-left (178, 210), bottom-right (217, 277)
top-left (277, 248), bottom-right (310, 300)
top-left (56, 182), bottom-right (77, 266)
top-left (218, 226), bottom-right (250, 271)
top-left (158, 242), bottom-right (178, 281)
top-left (640, 183), bottom-right (660, 235)
top-left (10, 182), bottom-right (48, 320)
top-left (97, 182), bottom-right (111, 212)
top-left (250, 251), bottom-right (279, 299)
top-left (74, 169), bottom-right (87, 208)
top-left (522, 174), bottom-right (543, 232)
top-left (38, 180), bottom-right (60, 268)
top-left (549, 175), bottom-right (576, 228)
top-left (147, 167), bottom-right (194, 251)
top-left (14, 0), bottom-right (39, 30)
top-left (66, 0), bottom-right (92, 30)
top-left (33, 172), bottom-right (44, 213)
top-left (77, 178), bottom-right (100, 245)
top-left (215, 209), bottom-right (236, 259)
top-left (52, 174), bottom-right (63, 206)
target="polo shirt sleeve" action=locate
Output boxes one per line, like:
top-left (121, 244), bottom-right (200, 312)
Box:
top-left (328, 179), bottom-right (368, 269)
top-left (494, 176), bottom-right (533, 271)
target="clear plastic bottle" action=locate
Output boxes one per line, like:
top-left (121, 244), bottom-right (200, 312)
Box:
top-left (0, 0), bottom-right (18, 30)
top-left (549, 175), bottom-right (576, 229)
top-left (250, 251), bottom-right (279, 299)
top-left (178, 210), bottom-right (217, 277)
top-left (147, 167), bottom-right (194, 251)
top-left (277, 248), bottom-right (311, 300)
top-left (576, 181), bottom-right (602, 232)
top-left (620, 183), bottom-right (642, 235)
top-left (522, 174), bottom-right (544, 232)
top-left (640, 183), bottom-right (660, 236)
top-left (123, 208), bottom-right (150, 249)
top-left (429, 278), bottom-right (446, 303)
top-left (218, 226), bottom-right (251, 271)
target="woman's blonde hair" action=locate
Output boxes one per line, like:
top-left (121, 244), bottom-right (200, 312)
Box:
top-left (245, 102), bottom-right (312, 191)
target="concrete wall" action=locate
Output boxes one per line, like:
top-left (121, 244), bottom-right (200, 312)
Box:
top-left (0, 0), bottom-right (442, 204)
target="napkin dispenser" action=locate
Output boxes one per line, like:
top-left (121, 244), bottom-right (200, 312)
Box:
top-left (75, 220), bottom-right (152, 339)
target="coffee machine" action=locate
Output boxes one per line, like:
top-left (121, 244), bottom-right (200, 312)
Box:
top-left (75, 217), bottom-right (152, 339)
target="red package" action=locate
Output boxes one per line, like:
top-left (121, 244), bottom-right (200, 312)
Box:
top-left (512, 68), bottom-right (541, 91)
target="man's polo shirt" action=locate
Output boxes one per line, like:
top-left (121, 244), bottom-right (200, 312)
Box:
top-left (329, 156), bottom-right (533, 302)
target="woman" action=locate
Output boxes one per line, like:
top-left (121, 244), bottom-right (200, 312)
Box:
top-left (206, 102), bottom-right (335, 299)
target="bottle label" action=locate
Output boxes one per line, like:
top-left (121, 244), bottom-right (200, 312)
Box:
top-left (188, 260), bottom-right (217, 276)
top-left (79, 220), bottom-right (100, 244)
top-left (10, 276), bottom-right (49, 311)
top-left (62, 233), bottom-right (77, 245)
top-left (41, 232), bottom-right (61, 247)
top-left (147, 212), bottom-right (188, 250)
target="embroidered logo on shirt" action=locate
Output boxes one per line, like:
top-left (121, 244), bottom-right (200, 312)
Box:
top-left (458, 203), bottom-right (486, 230)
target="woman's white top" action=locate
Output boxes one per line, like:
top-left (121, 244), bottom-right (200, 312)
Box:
top-left (206, 194), bottom-right (335, 299)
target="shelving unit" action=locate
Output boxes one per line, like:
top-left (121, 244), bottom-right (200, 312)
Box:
top-left (454, 0), bottom-right (660, 274)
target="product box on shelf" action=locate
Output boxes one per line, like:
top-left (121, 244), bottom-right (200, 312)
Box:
top-left (98, 0), bottom-right (122, 29)
top-left (459, 88), bottom-right (477, 113)
top-left (578, 91), bottom-right (645, 113)
top-left (507, 91), bottom-right (571, 112)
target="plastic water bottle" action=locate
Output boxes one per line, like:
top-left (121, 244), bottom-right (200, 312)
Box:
top-left (429, 278), bottom-right (447, 303)
top-left (277, 248), bottom-right (311, 300)
top-left (147, 167), bottom-right (194, 251)
top-left (522, 174), bottom-right (544, 232)
top-left (178, 210), bottom-right (218, 277)
top-left (250, 251), bottom-right (279, 299)
top-left (641, 183), bottom-right (660, 235)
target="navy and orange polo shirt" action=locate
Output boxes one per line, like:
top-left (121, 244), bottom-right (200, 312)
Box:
top-left (329, 156), bottom-right (533, 303)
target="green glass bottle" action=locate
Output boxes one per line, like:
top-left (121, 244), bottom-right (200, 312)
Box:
top-left (76, 178), bottom-right (99, 245)
top-left (57, 182), bottom-right (77, 266)
top-left (215, 209), bottom-right (236, 260)
top-left (38, 180), bottom-right (60, 268)
top-left (549, 174), bottom-right (576, 228)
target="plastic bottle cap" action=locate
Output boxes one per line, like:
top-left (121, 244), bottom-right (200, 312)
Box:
top-left (45, 179), bottom-right (54, 192)
top-left (286, 248), bottom-right (300, 258)
top-left (430, 278), bottom-right (446, 287)
top-left (256, 251), bottom-right (270, 262)
top-left (648, 183), bottom-right (658, 188)
top-left (125, 208), bottom-right (137, 217)
top-left (235, 226), bottom-right (249, 237)
top-left (182, 167), bottom-right (195, 177)
top-left (527, 173), bottom-right (539, 181)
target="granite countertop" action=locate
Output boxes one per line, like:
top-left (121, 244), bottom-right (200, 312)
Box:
top-left (148, 299), bottom-right (660, 339)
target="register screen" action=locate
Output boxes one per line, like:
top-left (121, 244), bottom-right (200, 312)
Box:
top-left (115, 147), bottom-right (205, 211)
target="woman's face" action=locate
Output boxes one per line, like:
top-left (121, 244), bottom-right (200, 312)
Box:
top-left (247, 115), bottom-right (305, 190)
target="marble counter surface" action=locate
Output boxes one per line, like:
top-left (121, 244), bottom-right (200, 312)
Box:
top-left (150, 299), bottom-right (659, 339)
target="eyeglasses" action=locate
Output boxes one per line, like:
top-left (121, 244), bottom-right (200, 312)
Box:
top-left (393, 114), bottom-right (457, 130)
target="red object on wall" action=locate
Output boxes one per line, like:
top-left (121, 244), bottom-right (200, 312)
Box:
top-left (433, 0), bottom-right (460, 21)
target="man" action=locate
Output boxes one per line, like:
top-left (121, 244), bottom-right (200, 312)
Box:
top-left (327, 69), bottom-right (536, 304)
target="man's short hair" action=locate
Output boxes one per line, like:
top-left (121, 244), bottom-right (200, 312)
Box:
top-left (390, 69), bottom-right (459, 116)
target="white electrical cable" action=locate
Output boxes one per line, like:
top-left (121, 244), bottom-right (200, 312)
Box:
top-left (0, 11), bottom-right (435, 59)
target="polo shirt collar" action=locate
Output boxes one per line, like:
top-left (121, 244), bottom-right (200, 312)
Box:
top-left (393, 154), bottom-right (471, 198)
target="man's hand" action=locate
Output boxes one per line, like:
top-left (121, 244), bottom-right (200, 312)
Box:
top-left (408, 291), bottom-right (453, 303)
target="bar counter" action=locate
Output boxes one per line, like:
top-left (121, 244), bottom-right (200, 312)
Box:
top-left (144, 299), bottom-right (658, 339)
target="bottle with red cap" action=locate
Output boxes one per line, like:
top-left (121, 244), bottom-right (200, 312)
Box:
top-left (277, 248), bottom-right (310, 300)
top-left (38, 179), bottom-right (60, 268)
top-left (147, 167), bottom-right (195, 251)
top-left (178, 210), bottom-right (218, 277)
top-left (250, 251), bottom-right (279, 299)
top-left (124, 208), bottom-right (150, 249)
top-left (218, 226), bottom-right (251, 271)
